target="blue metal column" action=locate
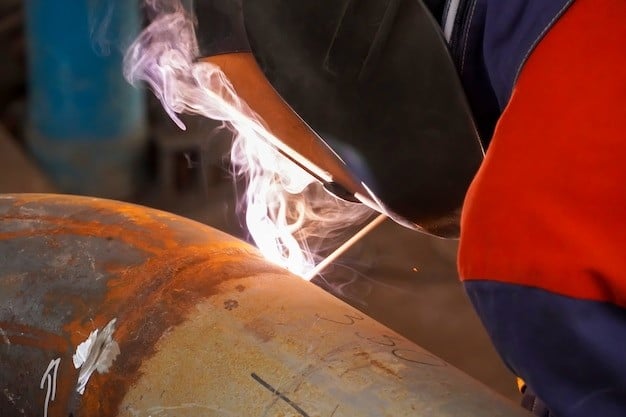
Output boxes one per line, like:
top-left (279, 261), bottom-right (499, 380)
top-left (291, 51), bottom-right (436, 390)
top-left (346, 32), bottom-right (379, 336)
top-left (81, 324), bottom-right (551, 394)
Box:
top-left (24, 0), bottom-right (147, 198)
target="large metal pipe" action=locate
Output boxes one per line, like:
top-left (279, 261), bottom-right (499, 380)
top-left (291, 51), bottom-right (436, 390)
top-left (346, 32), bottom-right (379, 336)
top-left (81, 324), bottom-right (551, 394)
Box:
top-left (0, 194), bottom-right (528, 417)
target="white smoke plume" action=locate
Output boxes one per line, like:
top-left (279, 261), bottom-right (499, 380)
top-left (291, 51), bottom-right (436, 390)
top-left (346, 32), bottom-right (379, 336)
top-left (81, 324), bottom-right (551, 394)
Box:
top-left (123, 0), bottom-right (374, 278)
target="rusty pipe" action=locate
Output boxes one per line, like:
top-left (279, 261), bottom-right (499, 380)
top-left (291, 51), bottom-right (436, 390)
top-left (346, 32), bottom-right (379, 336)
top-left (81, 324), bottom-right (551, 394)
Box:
top-left (0, 194), bottom-right (528, 417)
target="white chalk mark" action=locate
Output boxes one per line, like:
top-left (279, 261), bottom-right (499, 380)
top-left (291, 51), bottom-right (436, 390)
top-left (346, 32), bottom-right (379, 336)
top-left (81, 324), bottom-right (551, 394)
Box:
top-left (0, 328), bottom-right (10, 345)
top-left (73, 318), bottom-right (120, 395)
top-left (40, 358), bottom-right (61, 417)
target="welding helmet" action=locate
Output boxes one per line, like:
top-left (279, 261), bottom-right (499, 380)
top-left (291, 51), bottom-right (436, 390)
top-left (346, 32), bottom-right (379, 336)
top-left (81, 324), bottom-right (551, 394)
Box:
top-left (195, 0), bottom-right (484, 238)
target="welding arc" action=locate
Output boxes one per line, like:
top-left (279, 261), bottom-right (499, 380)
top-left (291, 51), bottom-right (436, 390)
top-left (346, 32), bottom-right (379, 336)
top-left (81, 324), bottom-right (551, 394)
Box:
top-left (304, 213), bottom-right (387, 280)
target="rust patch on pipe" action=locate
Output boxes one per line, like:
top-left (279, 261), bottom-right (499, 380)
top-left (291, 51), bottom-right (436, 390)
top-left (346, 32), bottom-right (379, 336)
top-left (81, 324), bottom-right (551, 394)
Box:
top-left (351, 351), bottom-right (400, 379)
top-left (370, 360), bottom-right (400, 379)
top-left (0, 194), bottom-right (287, 416)
top-left (75, 249), bottom-right (284, 416)
top-left (0, 323), bottom-right (68, 353)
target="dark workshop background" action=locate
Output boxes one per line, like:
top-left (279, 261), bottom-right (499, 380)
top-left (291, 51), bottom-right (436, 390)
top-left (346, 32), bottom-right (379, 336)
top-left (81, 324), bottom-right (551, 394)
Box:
top-left (0, 0), bottom-right (519, 401)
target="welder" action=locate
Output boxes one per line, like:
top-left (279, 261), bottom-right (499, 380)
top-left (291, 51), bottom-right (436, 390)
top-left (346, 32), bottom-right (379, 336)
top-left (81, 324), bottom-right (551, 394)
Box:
top-left (195, 0), bottom-right (626, 416)
top-left (453, 1), bottom-right (626, 416)
top-left (419, 1), bottom-right (626, 416)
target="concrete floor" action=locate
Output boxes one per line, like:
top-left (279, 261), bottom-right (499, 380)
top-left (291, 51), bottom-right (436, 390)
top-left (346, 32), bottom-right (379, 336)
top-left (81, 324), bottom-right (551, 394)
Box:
top-left (0, 118), bottom-right (520, 404)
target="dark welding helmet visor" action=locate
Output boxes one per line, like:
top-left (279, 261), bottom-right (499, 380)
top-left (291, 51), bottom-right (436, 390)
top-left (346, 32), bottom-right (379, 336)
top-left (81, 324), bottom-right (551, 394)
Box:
top-left (196, 0), bottom-right (484, 238)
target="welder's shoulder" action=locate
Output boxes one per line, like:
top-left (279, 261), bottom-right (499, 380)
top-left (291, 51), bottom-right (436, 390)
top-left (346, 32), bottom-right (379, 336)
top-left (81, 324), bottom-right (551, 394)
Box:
top-left (449, 0), bottom-right (575, 142)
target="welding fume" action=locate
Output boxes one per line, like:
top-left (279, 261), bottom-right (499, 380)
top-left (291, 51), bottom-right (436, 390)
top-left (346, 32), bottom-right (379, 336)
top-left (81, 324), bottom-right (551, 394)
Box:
top-left (124, 0), bottom-right (483, 280)
top-left (127, 1), bottom-right (626, 417)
